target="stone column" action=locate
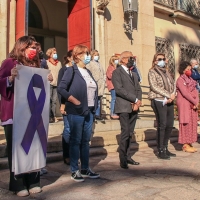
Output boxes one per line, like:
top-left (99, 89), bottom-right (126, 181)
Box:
top-left (0, 0), bottom-right (8, 63)
top-left (9, 0), bottom-right (16, 52)
top-left (137, 1), bottom-right (156, 115)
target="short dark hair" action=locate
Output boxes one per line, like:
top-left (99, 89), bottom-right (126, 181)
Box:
top-left (178, 61), bottom-right (191, 74)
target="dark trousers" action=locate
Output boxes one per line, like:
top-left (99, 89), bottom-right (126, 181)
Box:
top-left (151, 100), bottom-right (174, 149)
top-left (4, 125), bottom-right (40, 192)
top-left (118, 111), bottom-right (138, 163)
top-left (50, 85), bottom-right (58, 118)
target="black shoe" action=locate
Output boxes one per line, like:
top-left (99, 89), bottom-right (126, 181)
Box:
top-left (120, 162), bottom-right (129, 169)
top-left (157, 148), bottom-right (170, 160)
top-left (165, 147), bottom-right (176, 157)
top-left (49, 118), bottom-right (55, 123)
top-left (127, 159), bottom-right (140, 165)
top-left (63, 158), bottom-right (70, 165)
top-left (71, 170), bottom-right (84, 182)
top-left (81, 168), bottom-right (100, 179)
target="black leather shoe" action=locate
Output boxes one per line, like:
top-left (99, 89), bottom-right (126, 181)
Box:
top-left (127, 159), bottom-right (140, 165)
top-left (165, 147), bottom-right (176, 157)
top-left (120, 162), bottom-right (128, 169)
top-left (157, 148), bottom-right (170, 160)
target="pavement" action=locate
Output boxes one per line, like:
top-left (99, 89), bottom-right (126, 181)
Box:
top-left (1, 141), bottom-right (200, 200)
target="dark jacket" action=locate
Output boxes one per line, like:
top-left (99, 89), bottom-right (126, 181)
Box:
top-left (57, 64), bottom-right (98, 116)
top-left (191, 68), bottom-right (200, 82)
top-left (112, 65), bottom-right (142, 113)
top-left (57, 66), bottom-right (67, 105)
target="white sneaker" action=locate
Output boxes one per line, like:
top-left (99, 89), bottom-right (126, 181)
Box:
top-left (16, 189), bottom-right (29, 197)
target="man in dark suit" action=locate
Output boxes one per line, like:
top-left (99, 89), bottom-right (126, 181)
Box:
top-left (112, 51), bottom-right (142, 169)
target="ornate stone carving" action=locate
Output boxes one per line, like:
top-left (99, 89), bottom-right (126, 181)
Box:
top-left (96, 0), bottom-right (110, 14)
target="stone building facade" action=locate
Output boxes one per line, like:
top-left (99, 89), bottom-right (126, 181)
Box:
top-left (0, 0), bottom-right (200, 117)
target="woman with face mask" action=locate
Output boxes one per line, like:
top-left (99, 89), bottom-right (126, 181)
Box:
top-left (148, 53), bottom-right (176, 160)
top-left (106, 55), bottom-right (119, 119)
top-left (57, 44), bottom-right (100, 182)
top-left (46, 48), bottom-right (62, 123)
top-left (176, 61), bottom-right (199, 153)
top-left (0, 36), bottom-right (53, 197)
top-left (86, 50), bottom-right (106, 122)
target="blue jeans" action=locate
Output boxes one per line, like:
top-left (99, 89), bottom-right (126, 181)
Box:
top-left (67, 111), bottom-right (94, 172)
top-left (63, 115), bottom-right (70, 143)
top-left (110, 89), bottom-right (117, 116)
top-left (95, 96), bottom-right (101, 117)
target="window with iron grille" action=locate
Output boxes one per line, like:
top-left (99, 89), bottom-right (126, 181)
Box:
top-left (155, 37), bottom-right (175, 77)
top-left (179, 43), bottom-right (200, 62)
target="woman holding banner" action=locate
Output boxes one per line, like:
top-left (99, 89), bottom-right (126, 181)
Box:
top-left (0, 36), bottom-right (52, 197)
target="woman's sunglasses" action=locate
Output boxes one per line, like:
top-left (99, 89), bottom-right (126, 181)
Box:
top-left (156, 58), bottom-right (166, 61)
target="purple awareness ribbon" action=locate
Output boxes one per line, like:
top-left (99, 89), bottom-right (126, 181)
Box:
top-left (21, 74), bottom-right (47, 157)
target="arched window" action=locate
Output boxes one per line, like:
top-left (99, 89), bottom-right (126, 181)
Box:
top-left (29, 0), bottom-right (43, 29)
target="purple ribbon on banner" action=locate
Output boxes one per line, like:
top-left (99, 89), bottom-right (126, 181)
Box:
top-left (21, 74), bottom-right (47, 157)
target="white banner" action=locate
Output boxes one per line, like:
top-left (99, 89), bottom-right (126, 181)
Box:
top-left (12, 65), bottom-right (50, 175)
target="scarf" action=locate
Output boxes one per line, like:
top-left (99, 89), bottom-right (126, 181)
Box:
top-left (154, 66), bottom-right (174, 93)
top-left (180, 74), bottom-right (196, 92)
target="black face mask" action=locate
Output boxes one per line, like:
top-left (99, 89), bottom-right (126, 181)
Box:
top-left (39, 51), bottom-right (44, 59)
top-left (127, 57), bottom-right (134, 68)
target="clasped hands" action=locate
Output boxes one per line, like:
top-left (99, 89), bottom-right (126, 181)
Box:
top-left (131, 100), bottom-right (142, 111)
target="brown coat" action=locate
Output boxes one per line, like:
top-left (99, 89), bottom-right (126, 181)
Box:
top-left (148, 69), bottom-right (176, 100)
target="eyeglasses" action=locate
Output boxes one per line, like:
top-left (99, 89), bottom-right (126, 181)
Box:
top-left (156, 58), bottom-right (166, 61)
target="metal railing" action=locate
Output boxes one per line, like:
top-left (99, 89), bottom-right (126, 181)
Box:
top-left (154, 0), bottom-right (200, 18)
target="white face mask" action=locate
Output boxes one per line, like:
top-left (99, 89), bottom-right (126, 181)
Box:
top-left (114, 60), bottom-right (119, 65)
top-left (94, 56), bottom-right (99, 61)
top-left (194, 65), bottom-right (199, 69)
top-left (157, 60), bottom-right (165, 68)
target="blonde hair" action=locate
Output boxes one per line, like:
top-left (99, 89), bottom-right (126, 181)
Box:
top-left (73, 44), bottom-right (89, 63)
top-left (46, 48), bottom-right (56, 57)
top-left (90, 50), bottom-right (98, 59)
top-left (109, 55), bottom-right (119, 66)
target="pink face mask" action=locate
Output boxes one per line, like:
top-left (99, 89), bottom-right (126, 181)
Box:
top-left (26, 48), bottom-right (37, 60)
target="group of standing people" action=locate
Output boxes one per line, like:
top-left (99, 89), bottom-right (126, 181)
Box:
top-left (0, 35), bottom-right (200, 197)
top-left (148, 53), bottom-right (200, 159)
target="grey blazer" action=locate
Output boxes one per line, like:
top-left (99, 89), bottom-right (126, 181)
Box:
top-left (112, 65), bottom-right (142, 113)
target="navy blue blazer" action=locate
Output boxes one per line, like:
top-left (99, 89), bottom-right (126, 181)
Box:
top-left (57, 64), bottom-right (98, 116)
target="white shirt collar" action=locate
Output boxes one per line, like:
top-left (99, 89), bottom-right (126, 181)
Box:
top-left (121, 65), bottom-right (129, 74)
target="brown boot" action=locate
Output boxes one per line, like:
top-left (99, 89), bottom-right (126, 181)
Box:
top-left (182, 144), bottom-right (195, 153)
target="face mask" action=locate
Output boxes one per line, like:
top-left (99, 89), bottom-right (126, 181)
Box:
top-left (52, 53), bottom-right (58, 60)
top-left (39, 51), bottom-right (44, 59)
top-left (94, 56), bottom-right (99, 61)
top-left (194, 65), bottom-right (199, 69)
top-left (71, 60), bottom-right (75, 65)
top-left (185, 70), bottom-right (192, 77)
top-left (157, 60), bottom-right (165, 68)
top-left (83, 55), bottom-right (91, 65)
top-left (26, 48), bottom-right (36, 60)
top-left (127, 57), bottom-right (134, 68)
top-left (114, 60), bottom-right (119, 65)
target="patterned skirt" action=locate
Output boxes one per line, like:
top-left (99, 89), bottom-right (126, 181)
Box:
top-left (178, 109), bottom-right (198, 144)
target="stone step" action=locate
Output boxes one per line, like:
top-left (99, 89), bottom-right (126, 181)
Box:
top-left (48, 119), bottom-right (179, 136)
top-left (0, 137), bottom-right (178, 170)
top-left (0, 128), bottom-right (180, 157)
